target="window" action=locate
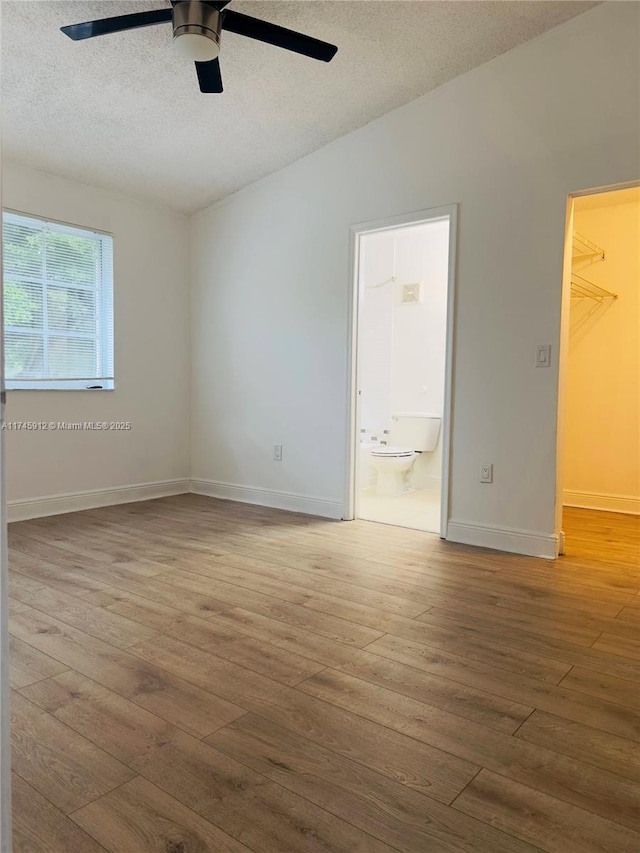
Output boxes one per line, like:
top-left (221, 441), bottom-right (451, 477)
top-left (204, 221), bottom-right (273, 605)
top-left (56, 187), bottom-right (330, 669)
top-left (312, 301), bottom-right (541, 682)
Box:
top-left (2, 211), bottom-right (114, 390)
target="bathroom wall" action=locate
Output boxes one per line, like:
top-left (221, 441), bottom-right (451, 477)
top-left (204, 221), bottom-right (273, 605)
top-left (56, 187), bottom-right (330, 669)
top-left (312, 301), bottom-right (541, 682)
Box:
top-left (563, 189), bottom-right (640, 514)
top-left (359, 219), bottom-right (449, 489)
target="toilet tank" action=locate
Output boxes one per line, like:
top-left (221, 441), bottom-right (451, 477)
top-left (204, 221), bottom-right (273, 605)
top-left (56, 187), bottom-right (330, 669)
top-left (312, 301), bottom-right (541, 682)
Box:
top-left (390, 412), bottom-right (441, 451)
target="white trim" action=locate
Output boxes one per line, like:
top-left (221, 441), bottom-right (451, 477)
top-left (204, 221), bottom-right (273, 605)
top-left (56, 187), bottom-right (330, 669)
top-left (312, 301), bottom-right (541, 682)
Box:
top-left (558, 529), bottom-right (566, 556)
top-left (447, 519), bottom-right (559, 560)
top-left (3, 207), bottom-right (113, 239)
top-left (0, 209), bottom-right (13, 852)
top-left (5, 379), bottom-right (114, 391)
top-left (554, 196), bottom-right (575, 546)
top-left (345, 205), bottom-right (457, 539)
top-left (0, 394), bottom-right (11, 853)
top-left (343, 212), bottom-right (361, 522)
top-left (7, 478), bottom-right (190, 522)
top-left (569, 180), bottom-right (640, 200)
top-left (563, 490), bottom-right (640, 515)
top-left (441, 207), bottom-right (458, 539)
top-left (192, 479), bottom-right (344, 520)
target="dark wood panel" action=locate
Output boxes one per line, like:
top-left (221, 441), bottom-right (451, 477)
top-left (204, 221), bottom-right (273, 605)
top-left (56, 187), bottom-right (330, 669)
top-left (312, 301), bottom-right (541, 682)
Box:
top-left (592, 632), bottom-right (640, 661)
top-left (11, 609), bottom-right (246, 737)
top-left (71, 776), bottom-right (252, 853)
top-left (208, 714), bottom-right (539, 853)
top-left (516, 710), bottom-right (640, 783)
top-left (362, 632), bottom-right (640, 743)
top-left (12, 585), bottom-right (159, 649)
top-left (132, 633), bottom-right (295, 708)
top-left (193, 554), bottom-right (430, 617)
top-left (131, 728), bottom-right (399, 853)
top-left (162, 615), bottom-right (327, 686)
top-left (20, 671), bottom-right (175, 765)
top-left (560, 666), bottom-right (640, 711)
top-left (10, 692), bottom-right (134, 813)
top-left (83, 587), bottom-right (196, 632)
top-left (452, 769), bottom-right (640, 853)
top-left (93, 574), bottom-right (231, 616)
top-left (298, 668), bottom-right (640, 831)
top-left (8, 598), bottom-right (32, 615)
top-left (11, 773), bottom-right (108, 852)
top-left (209, 607), bottom-right (534, 732)
top-left (9, 498), bottom-right (640, 852)
top-left (9, 635), bottom-right (68, 689)
top-left (207, 682), bottom-right (480, 802)
top-left (10, 552), bottom-right (111, 597)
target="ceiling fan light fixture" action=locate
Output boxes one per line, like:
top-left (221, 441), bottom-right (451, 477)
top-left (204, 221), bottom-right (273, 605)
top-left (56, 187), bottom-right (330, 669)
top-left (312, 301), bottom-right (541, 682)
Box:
top-left (172, 1), bottom-right (221, 62)
top-left (173, 30), bottom-right (220, 62)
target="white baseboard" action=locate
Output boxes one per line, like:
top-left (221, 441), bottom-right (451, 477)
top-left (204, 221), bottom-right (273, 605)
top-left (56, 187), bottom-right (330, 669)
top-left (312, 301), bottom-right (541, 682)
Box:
top-left (447, 519), bottom-right (559, 560)
top-left (8, 479), bottom-right (191, 522)
top-left (191, 479), bottom-right (344, 520)
top-left (7, 479), bottom-right (571, 562)
top-left (563, 490), bottom-right (640, 515)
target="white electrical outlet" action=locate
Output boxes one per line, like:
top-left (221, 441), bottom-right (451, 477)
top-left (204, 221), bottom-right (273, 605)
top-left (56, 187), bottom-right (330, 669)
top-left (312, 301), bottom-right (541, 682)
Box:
top-left (273, 444), bottom-right (283, 461)
top-left (481, 463), bottom-right (493, 484)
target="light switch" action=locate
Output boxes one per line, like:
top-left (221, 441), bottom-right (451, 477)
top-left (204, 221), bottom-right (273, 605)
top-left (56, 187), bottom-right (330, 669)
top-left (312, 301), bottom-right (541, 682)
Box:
top-left (535, 345), bottom-right (551, 368)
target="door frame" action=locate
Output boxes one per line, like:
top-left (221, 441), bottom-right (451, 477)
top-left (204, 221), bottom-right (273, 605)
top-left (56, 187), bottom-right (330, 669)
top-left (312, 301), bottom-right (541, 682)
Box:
top-left (0, 205), bottom-right (12, 851)
top-left (555, 180), bottom-right (640, 552)
top-left (344, 204), bottom-right (458, 538)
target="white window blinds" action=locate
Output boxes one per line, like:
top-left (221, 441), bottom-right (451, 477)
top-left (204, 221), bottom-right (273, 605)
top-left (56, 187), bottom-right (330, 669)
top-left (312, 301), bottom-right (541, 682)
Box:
top-left (2, 211), bottom-right (114, 390)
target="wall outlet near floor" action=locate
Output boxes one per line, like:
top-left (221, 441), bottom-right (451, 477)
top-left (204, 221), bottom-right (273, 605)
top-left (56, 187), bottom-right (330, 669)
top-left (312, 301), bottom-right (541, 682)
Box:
top-left (480, 463), bottom-right (493, 483)
top-left (273, 444), bottom-right (283, 461)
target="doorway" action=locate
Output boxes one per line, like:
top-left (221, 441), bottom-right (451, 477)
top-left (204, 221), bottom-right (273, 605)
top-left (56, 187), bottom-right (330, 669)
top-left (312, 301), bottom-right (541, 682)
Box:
top-left (346, 207), bottom-right (456, 535)
top-left (557, 185), bottom-right (639, 556)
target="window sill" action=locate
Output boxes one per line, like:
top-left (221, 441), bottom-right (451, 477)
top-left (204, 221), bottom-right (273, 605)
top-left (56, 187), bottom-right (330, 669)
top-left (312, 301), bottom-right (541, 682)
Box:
top-left (4, 381), bottom-right (115, 392)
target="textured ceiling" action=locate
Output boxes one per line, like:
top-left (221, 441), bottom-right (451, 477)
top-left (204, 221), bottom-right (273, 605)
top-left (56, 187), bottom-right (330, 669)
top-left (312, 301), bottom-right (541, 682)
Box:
top-left (2, 0), bottom-right (597, 213)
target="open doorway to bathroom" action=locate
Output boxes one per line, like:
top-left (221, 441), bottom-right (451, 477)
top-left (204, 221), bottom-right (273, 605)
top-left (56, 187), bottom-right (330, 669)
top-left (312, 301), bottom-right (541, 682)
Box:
top-left (557, 184), bottom-right (639, 561)
top-left (347, 208), bottom-right (456, 535)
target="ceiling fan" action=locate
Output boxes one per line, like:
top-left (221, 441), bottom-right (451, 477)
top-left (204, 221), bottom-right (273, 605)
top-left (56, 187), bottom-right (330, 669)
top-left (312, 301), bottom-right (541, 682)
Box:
top-left (60, 0), bottom-right (338, 93)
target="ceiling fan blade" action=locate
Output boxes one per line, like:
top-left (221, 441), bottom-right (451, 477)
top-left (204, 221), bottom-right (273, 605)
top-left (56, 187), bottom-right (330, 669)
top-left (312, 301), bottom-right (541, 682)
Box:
top-left (196, 57), bottom-right (223, 93)
top-left (221, 10), bottom-right (338, 62)
top-left (61, 8), bottom-right (172, 41)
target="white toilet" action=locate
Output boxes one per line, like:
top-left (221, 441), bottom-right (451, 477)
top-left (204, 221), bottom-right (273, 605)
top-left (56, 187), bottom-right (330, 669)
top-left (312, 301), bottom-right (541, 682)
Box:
top-left (369, 413), bottom-right (441, 497)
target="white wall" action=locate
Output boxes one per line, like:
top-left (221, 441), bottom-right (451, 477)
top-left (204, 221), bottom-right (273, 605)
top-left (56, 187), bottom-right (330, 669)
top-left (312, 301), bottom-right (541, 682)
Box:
top-left (359, 220), bottom-right (448, 488)
top-left (564, 193), bottom-right (640, 514)
top-left (3, 163), bottom-right (191, 512)
top-left (190, 3), bottom-right (639, 556)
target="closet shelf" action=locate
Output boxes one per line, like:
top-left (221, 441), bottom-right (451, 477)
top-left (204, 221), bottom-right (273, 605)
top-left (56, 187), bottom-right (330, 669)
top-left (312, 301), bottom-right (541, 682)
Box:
top-left (572, 230), bottom-right (605, 261)
top-left (570, 228), bottom-right (615, 303)
top-left (570, 272), bottom-right (617, 302)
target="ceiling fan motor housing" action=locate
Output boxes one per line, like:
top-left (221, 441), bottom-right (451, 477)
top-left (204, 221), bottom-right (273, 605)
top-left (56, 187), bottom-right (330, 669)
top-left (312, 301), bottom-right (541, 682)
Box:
top-left (173, 1), bottom-right (221, 58)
